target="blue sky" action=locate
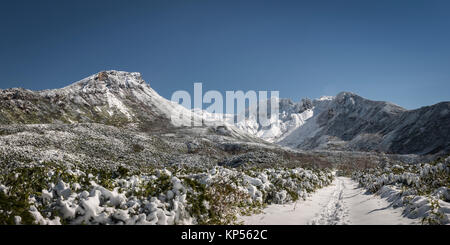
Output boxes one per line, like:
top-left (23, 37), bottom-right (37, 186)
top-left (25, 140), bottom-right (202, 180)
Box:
top-left (0, 0), bottom-right (449, 109)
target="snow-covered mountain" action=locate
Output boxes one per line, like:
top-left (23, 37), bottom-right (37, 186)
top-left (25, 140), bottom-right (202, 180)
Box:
top-left (1, 71), bottom-right (448, 156)
top-left (237, 92), bottom-right (450, 155)
top-left (1, 71), bottom-right (191, 126)
top-left (0, 70), bottom-right (253, 139)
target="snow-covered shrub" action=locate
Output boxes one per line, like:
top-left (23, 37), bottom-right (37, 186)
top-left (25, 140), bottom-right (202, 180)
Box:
top-left (352, 156), bottom-right (450, 224)
top-left (0, 162), bottom-right (334, 225)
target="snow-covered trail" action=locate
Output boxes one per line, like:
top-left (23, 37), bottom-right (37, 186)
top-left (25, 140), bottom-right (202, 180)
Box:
top-left (240, 177), bottom-right (419, 225)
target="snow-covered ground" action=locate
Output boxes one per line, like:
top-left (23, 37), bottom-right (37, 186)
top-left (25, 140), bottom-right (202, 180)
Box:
top-left (0, 163), bottom-right (334, 225)
top-left (240, 177), bottom-right (419, 225)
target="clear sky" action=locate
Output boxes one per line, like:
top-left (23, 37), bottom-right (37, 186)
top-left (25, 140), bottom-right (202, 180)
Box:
top-left (0, 0), bottom-right (449, 109)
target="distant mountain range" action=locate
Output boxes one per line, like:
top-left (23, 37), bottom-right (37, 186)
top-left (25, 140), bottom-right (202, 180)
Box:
top-left (1, 70), bottom-right (449, 156)
top-left (237, 92), bottom-right (450, 155)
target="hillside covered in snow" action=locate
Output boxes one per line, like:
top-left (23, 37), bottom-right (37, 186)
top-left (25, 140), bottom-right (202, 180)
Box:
top-left (236, 92), bottom-right (450, 156)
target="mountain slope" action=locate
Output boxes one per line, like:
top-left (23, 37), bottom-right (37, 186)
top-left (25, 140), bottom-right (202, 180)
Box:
top-left (0, 71), bottom-right (253, 139)
top-left (237, 92), bottom-right (450, 155)
top-left (0, 71), bottom-right (340, 171)
top-left (1, 71), bottom-right (190, 128)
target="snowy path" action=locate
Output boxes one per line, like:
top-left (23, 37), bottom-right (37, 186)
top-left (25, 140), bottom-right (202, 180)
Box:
top-left (240, 177), bottom-right (419, 225)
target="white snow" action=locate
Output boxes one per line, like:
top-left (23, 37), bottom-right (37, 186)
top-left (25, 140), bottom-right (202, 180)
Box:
top-left (0, 165), bottom-right (332, 225)
top-left (240, 177), bottom-right (420, 225)
top-left (236, 104), bottom-right (315, 143)
top-left (105, 91), bottom-right (133, 119)
top-left (317, 96), bottom-right (335, 101)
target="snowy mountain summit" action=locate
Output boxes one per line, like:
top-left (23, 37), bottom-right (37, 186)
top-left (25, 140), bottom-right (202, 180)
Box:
top-left (0, 70), bottom-right (257, 144)
top-left (1, 71), bottom-right (215, 130)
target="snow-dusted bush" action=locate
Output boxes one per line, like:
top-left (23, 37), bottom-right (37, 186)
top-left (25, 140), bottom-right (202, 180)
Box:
top-left (0, 163), bottom-right (334, 225)
top-left (352, 156), bottom-right (450, 224)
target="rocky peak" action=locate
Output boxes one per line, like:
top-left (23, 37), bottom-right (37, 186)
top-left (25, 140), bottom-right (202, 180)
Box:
top-left (95, 71), bottom-right (109, 82)
top-left (57, 70), bottom-right (147, 95)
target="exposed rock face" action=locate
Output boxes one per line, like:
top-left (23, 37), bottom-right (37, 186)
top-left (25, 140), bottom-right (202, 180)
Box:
top-left (96, 71), bottom-right (109, 82)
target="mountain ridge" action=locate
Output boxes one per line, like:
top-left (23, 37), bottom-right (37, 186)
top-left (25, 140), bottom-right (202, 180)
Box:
top-left (1, 70), bottom-right (449, 156)
top-left (236, 90), bottom-right (449, 155)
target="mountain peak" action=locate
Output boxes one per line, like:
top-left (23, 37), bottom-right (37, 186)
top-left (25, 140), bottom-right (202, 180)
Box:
top-left (316, 95), bottom-right (335, 102)
top-left (93, 70), bottom-right (143, 81)
top-left (54, 70), bottom-right (147, 95)
top-left (87, 70), bottom-right (146, 87)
